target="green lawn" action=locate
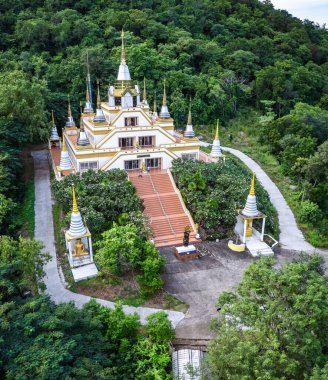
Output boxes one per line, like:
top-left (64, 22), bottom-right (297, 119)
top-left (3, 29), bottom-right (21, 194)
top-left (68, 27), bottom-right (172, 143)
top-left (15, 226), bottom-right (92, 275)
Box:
top-left (18, 178), bottom-right (35, 238)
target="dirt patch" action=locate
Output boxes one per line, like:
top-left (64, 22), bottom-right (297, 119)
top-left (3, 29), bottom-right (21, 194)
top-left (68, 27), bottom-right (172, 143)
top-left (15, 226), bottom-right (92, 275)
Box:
top-left (71, 271), bottom-right (188, 312)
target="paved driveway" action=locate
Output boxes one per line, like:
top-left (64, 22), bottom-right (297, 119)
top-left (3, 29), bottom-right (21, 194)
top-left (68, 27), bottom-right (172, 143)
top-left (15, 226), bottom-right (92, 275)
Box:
top-left (161, 242), bottom-right (322, 339)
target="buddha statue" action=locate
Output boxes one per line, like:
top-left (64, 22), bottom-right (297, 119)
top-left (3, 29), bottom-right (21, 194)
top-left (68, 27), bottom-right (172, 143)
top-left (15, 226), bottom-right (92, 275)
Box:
top-left (73, 238), bottom-right (87, 256)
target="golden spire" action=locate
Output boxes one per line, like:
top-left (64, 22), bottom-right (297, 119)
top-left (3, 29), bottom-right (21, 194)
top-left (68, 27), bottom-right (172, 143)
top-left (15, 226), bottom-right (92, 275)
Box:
top-left (143, 77), bottom-right (147, 102)
top-left (121, 28), bottom-right (126, 65)
top-left (85, 79), bottom-right (90, 102)
top-left (62, 130), bottom-right (66, 151)
top-left (153, 90), bottom-right (157, 113)
top-left (249, 173), bottom-right (256, 196)
top-left (215, 120), bottom-right (219, 141)
top-left (97, 80), bottom-right (101, 109)
top-left (68, 95), bottom-right (72, 117)
top-left (72, 185), bottom-right (79, 213)
top-left (162, 79), bottom-right (167, 106)
top-left (51, 110), bottom-right (55, 127)
top-left (187, 97), bottom-right (192, 125)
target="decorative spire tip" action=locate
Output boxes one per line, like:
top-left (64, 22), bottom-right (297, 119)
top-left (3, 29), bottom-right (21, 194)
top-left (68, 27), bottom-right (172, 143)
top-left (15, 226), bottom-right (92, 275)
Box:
top-left (250, 173), bottom-right (256, 196)
top-left (72, 184), bottom-right (79, 213)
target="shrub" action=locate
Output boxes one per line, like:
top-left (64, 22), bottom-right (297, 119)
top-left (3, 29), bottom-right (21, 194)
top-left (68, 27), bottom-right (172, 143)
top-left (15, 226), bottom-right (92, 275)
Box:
top-left (299, 200), bottom-right (322, 224)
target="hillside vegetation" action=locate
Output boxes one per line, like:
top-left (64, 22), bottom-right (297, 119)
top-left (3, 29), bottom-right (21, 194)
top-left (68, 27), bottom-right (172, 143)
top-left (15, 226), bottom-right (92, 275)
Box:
top-left (1, 0), bottom-right (327, 245)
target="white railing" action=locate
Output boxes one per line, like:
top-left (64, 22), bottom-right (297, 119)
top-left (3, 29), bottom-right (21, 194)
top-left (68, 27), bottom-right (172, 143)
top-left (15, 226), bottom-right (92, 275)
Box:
top-left (167, 169), bottom-right (198, 235)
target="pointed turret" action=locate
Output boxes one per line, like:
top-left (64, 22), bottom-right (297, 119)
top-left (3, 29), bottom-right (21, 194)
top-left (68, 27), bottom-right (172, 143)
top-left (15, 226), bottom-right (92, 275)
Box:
top-left (241, 174), bottom-right (259, 217)
top-left (93, 81), bottom-right (106, 123)
top-left (142, 77), bottom-right (148, 105)
top-left (117, 29), bottom-right (131, 81)
top-left (77, 116), bottom-right (91, 146)
top-left (184, 98), bottom-right (195, 138)
top-left (159, 79), bottom-right (171, 118)
top-left (59, 132), bottom-right (73, 169)
top-left (210, 120), bottom-right (223, 157)
top-left (68, 185), bottom-right (87, 237)
top-left (66, 96), bottom-right (76, 127)
top-left (83, 78), bottom-right (94, 114)
top-left (50, 110), bottom-right (60, 141)
top-left (86, 51), bottom-right (93, 106)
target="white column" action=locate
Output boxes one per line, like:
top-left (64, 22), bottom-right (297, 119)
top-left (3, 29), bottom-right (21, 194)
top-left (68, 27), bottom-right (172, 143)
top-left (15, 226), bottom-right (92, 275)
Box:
top-left (243, 219), bottom-right (247, 243)
top-left (68, 241), bottom-right (74, 268)
top-left (89, 237), bottom-right (94, 262)
top-left (261, 218), bottom-right (266, 241)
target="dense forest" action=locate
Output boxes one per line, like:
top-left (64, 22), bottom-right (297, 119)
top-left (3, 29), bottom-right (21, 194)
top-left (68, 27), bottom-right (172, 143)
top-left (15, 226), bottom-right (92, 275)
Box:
top-left (0, 0), bottom-right (327, 244)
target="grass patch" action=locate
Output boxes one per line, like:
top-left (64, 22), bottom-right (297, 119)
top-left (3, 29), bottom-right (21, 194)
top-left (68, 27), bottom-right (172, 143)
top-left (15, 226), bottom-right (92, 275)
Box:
top-left (18, 178), bottom-right (35, 238)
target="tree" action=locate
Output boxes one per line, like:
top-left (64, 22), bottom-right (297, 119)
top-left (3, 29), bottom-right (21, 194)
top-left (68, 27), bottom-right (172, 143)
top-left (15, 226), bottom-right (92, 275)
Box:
top-left (204, 255), bottom-right (328, 379)
top-left (95, 224), bottom-right (143, 275)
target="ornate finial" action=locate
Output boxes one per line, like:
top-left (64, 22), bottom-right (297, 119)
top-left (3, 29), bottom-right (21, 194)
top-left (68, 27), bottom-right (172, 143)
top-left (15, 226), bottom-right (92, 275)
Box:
top-left (72, 185), bottom-right (79, 214)
top-left (153, 90), bottom-right (157, 113)
top-left (143, 77), bottom-right (147, 103)
top-left (250, 173), bottom-right (255, 196)
top-left (62, 130), bottom-right (66, 151)
top-left (215, 120), bottom-right (219, 140)
top-left (68, 95), bottom-right (72, 117)
top-left (52, 110), bottom-right (55, 126)
top-left (187, 97), bottom-right (192, 125)
top-left (85, 79), bottom-right (90, 102)
top-left (121, 28), bottom-right (126, 65)
top-left (97, 80), bottom-right (101, 109)
top-left (162, 79), bottom-right (167, 106)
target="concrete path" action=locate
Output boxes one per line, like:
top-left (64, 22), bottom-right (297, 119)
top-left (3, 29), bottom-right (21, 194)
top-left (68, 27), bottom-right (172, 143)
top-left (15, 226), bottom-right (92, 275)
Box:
top-left (32, 150), bottom-right (184, 327)
top-left (222, 147), bottom-right (316, 252)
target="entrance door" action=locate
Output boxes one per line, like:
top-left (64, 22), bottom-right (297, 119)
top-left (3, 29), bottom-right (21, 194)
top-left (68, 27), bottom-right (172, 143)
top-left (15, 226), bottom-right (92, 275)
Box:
top-left (124, 159), bottom-right (140, 170)
top-left (145, 158), bottom-right (161, 169)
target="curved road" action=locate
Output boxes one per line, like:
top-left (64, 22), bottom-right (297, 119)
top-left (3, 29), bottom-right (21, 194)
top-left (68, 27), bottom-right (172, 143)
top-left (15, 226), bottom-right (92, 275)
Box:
top-left (222, 147), bottom-right (317, 253)
top-left (32, 150), bottom-right (184, 327)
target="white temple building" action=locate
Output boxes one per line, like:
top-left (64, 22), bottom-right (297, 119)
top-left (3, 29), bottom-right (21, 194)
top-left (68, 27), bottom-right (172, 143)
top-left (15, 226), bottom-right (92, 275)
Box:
top-left (51, 30), bottom-right (200, 178)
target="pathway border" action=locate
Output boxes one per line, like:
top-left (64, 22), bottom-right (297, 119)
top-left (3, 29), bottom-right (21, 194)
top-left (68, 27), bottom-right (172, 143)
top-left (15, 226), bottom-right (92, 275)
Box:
top-left (32, 150), bottom-right (184, 327)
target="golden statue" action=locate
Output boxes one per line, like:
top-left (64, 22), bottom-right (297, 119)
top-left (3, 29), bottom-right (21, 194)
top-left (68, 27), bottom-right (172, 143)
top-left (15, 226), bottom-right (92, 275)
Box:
top-left (73, 238), bottom-right (87, 256)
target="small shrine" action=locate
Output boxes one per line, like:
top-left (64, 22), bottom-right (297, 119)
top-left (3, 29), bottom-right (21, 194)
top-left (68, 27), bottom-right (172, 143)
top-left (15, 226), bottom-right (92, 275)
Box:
top-left (64, 185), bottom-right (98, 281)
top-left (233, 174), bottom-right (274, 257)
top-left (184, 99), bottom-right (195, 138)
top-left (48, 111), bottom-right (60, 148)
top-left (175, 225), bottom-right (200, 260)
top-left (210, 121), bottom-right (224, 159)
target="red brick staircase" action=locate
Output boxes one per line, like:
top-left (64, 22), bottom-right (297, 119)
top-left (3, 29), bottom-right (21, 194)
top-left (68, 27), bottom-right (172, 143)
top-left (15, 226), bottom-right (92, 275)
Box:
top-left (129, 170), bottom-right (198, 248)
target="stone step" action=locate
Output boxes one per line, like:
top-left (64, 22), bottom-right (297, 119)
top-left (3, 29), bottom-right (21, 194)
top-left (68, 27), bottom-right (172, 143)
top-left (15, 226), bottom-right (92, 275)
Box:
top-left (129, 171), bottom-right (198, 248)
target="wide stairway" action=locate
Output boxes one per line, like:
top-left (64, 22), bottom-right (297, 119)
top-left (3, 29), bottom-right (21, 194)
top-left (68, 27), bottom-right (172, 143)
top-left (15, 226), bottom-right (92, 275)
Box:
top-left (129, 170), bottom-right (198, 248)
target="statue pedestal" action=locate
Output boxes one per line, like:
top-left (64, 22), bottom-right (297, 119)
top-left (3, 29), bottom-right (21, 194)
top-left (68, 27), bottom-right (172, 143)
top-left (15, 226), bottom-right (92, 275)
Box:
top-left (175, 245), bottom-right (200, 260)
top-left (71, 263), bottom-right (98, 282)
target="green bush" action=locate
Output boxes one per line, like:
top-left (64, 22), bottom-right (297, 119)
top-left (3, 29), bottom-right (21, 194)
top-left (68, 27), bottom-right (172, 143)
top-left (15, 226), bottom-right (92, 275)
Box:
top-left (95, 224), bottom-right (164, 295)
top-left (299, 200), bottom-right (322, 224)
top-left (51, 169), bottom-right (144, 237)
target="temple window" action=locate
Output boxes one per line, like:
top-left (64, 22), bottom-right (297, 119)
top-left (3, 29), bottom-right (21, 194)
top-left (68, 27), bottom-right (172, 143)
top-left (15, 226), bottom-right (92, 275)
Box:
top-left (139, 136), bottom-right (154, 147)
top-left (133, 96), bottom-right (137, 107)
top-left (145, 158), bottom-right (161, 168)
top-left (181, 153), bottom-right (197, 160)
top-left (115, 97), bottom-right (121, 106)
top-left (124, 117), bottom-right (138, 126)
top-left (119, 137), bottom-right (134, 148)
top-left (124, 159), bottom-right (140, 170)
top-left (80, 161), bottom-right (98, 172)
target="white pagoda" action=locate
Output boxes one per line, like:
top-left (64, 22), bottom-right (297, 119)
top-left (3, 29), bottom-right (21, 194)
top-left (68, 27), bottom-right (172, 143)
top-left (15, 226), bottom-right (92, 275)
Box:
top-left (210, 121), bottom-right (223, 158)
top-left (65, 185), bottom-right (98, 281)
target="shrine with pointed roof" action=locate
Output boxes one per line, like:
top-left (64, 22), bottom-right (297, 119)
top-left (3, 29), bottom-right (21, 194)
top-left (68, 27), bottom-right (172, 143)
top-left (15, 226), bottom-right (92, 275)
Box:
top-left (50, 30), bottom-right (200, 178)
